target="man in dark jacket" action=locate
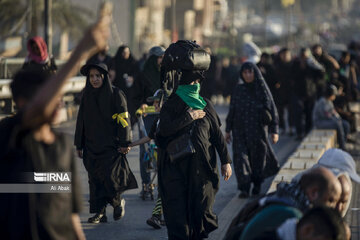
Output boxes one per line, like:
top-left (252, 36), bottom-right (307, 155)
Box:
top-left (292, 48), bottom-right (324, 139)
top-left (274, 48), bottom-right (295, 134)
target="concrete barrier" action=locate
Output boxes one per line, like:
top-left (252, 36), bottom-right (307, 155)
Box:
top-left (268, 129), bottom-right (337, 193)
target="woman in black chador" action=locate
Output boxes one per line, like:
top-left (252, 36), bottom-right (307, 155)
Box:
top-left (157, 70), bottom-right (233, 240)
top-left (111, 45), bottom-right (140, 125)
top-left (75, 63), bottom-right (137, 223)
top-left (225, 62), bottom-right (279, 198)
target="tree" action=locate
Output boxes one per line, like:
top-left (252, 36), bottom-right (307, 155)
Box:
top-left (0, 0), bottom-right (94, 43)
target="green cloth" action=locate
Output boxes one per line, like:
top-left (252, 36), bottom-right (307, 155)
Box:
top-left (240, 204), bottom-right (303, 240)
top-left (175, 84), bottom-right (207, 110)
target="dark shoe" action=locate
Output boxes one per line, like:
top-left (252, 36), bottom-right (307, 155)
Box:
top-left (295, 134), bottom-right (304, 141)
top-left (113, 198), bottom-right (125, 221)
top-left (160, 219), bottom-right (166, 226)
top-left (347, 136), bottom-right (357, 144)
top-left (238, 191), bottom-right (249, 198)
top-left (88, 213), bottom-right (107, 223)
top-left (252, 184), bottom-right (261, 196)
top-left (146, 215), bottom-right (162, 229)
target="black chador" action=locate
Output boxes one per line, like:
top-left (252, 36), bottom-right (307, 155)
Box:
top-left (226, 62), bottom-right (279, 195)
top-left (157, 71), bottom-right (232, 239)
top-left (75, 64), bottom-right (137, 217)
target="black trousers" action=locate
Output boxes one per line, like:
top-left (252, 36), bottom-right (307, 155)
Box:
top-left (160, 157), bottom-right (217, 240)
top-left (232, 139), bottom-right (267, 193)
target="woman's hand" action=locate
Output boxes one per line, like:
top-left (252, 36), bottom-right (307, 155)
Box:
top-left (77, 150), bottom-right (83, 159)
top-left (187, 109), bottom-right (206, 120)
top-left (225, 132), bottom-right (232, 144)
top-left (271, 133), bottom-right (279, 144)
top-left (221, 163), bottom-right (232, 181)
top-left (118, 147), bottom-right (131, 154)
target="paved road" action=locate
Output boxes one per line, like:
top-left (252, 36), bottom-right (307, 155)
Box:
top-left (57, 105), bottom-right (299, 240)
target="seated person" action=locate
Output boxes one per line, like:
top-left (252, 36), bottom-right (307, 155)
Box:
top-left (333, 84), bottom-right (357, 133)
top-left (312, 84), bottom-right (350, 149)
top-left (253, 206), bottom-right (347, 240)
top-left (292, 148), bottom-right (359, 217)
top-left (225, 167), bottom-right (341, 240)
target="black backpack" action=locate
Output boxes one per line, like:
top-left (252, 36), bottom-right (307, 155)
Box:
top-left (162, 40), bottom-right (211, 71)
top-left (161, 40), bottom-right (211, 97)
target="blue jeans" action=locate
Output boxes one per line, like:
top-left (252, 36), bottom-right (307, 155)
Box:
top-left (315, 118), bottom-right (350, 149)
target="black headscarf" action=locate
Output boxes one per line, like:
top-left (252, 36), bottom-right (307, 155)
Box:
top-left (239, 61), bottom-right (275, 112)
top-left (179, 70), bottom-right (205, 85)
top-left (142, 55), bottom-right (161, 94)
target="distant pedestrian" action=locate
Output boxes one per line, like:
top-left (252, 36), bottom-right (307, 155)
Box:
top-left (225, 62), bottom-right (279, 198)
top-left (86, 45), bottom-right (112, 70)
top-left (110, 45), bottom-right (140, 125)
top-left (22, 36), bottom-right (57, 74)
top-left (200, 46), bottom-right (217, 99)
top-left (311, 44), bottom-right (339, 97)
top-left (292, 48), bottom-right (323, 139)
top-left (274, 48), bottom-right (295, 134)
top-left (74, 63), bottom-right (137, 223)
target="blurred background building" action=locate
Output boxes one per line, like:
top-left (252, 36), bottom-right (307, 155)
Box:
top-left (1, 0), bottom-right (360, 60)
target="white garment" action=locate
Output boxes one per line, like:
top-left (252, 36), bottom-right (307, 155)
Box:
top-left (276, 218), bottom-right (298, 240)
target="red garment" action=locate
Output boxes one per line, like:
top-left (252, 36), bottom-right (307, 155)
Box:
top-left (27, 36), bottom-right (48, 63)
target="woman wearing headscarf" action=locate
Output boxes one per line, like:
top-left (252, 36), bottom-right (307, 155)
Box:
top-left (110, 45), bottom-right (140, 125)
top-left (225, 62), bottom-right (279, 198)
top-left (22, 36), bottom-right (57, 74)
top-left (156, 69), bottom-right (233, 240)
top-left (74, 63), bottom-right (137, 223)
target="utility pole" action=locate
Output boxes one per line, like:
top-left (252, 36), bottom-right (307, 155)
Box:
top-left (264, 0), bottom-right (270, 47)
top-left (171, 0), bottom-right (177, 42)
top-left (44, 0), bottom-right (53, 55)
top-left (26, 0), bottom-right (32, 38)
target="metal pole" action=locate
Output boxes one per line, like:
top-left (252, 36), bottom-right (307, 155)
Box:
top-left (26, 0), bottom-right (32, 38)
top-left (264, 0), bottom-right (269, 47)
top-left (44, 0), bottom-right (52, 55)
top-left (171, 0), bottom-right (176, 42)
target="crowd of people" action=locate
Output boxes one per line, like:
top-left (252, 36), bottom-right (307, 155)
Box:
top-left (0, 6), bottom-right (360, 240)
